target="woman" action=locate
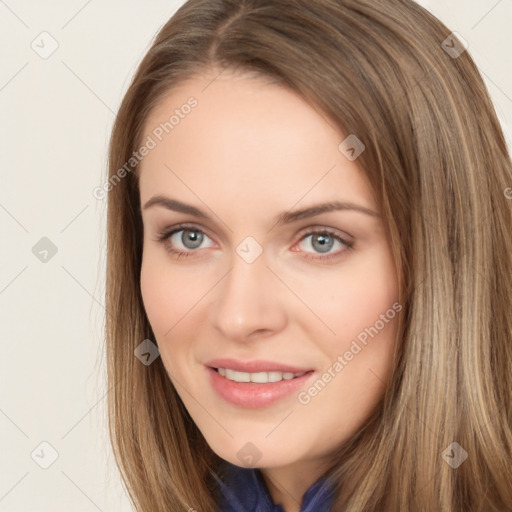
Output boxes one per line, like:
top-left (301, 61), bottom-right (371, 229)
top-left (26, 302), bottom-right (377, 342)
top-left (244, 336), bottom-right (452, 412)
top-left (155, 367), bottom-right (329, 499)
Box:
top-left (104, 0), bottom-right (512, 510)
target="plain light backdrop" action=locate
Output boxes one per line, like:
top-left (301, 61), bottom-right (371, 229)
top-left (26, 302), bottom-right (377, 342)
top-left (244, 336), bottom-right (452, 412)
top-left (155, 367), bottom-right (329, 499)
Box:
top-left (0, 1), bottom-right (511, 511)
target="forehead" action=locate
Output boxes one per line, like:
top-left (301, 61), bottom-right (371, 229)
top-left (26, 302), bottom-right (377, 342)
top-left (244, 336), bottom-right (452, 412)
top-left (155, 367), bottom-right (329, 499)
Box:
top-left (138, 72), bottom-right (376, 216)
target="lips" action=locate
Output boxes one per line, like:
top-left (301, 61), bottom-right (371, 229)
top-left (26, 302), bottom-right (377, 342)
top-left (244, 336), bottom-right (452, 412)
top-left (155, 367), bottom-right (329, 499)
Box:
top-left (204, 358), bottom-right (316, 408)
top-left (205, 357), bottom-right (313, 374)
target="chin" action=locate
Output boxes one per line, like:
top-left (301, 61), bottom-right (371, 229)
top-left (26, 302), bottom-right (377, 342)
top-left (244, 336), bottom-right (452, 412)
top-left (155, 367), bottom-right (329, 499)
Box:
top-left (210, 440), bottom-right (300, 470)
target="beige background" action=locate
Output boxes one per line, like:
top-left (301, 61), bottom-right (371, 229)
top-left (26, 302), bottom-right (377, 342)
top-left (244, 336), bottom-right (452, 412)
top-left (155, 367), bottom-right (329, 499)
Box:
top-left (0, 1), bottom-right (510, 510)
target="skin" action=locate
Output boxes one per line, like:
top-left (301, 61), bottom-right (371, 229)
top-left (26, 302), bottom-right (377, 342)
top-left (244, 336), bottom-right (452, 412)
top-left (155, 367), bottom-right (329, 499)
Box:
top-left (138, 68), bottom-right (400, 512)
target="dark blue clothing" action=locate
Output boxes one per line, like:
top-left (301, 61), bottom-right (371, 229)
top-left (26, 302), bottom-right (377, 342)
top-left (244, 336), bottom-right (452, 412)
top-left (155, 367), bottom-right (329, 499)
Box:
top-left (215, 461), bottom-right (335, 511)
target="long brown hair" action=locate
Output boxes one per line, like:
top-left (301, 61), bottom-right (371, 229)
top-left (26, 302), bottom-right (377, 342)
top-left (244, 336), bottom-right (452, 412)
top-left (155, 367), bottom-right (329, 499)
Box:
top-left (104, 0), bottom-right (512, 510)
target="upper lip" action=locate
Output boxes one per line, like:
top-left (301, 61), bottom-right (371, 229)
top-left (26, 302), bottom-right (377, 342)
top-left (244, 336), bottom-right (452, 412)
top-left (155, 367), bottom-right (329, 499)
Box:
top-left (205, 358), bottom-right (314, 374)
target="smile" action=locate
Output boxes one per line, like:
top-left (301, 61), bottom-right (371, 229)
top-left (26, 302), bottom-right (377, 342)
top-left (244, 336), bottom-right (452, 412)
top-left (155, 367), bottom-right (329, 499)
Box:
top-left (216, 367), bottom-right (307, 383)
top-left (206, 366), bottom-right (315, 408)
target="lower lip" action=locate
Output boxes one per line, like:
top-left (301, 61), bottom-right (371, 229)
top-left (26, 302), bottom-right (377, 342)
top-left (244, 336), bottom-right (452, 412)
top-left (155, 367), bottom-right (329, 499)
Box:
top-left (206, 366), bottom-right (315, 408)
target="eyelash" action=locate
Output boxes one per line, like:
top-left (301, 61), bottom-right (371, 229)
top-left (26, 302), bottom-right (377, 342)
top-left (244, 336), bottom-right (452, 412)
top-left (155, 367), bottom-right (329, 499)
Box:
top-left (154, 223), bottom-right (354, 262)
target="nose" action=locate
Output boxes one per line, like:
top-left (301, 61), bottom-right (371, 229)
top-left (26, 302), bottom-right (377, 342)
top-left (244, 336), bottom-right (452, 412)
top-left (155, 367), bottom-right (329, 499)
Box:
top-left (208, 247), bottom-right (287, 342)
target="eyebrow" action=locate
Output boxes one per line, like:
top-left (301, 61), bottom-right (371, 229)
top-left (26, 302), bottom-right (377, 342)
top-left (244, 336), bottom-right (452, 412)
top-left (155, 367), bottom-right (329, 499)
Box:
top-left (142, 195), bottom-right (379, 225)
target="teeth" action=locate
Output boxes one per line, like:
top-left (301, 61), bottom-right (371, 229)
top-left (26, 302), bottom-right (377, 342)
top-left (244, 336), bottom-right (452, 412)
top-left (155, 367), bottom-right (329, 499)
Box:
top-left (217, 367), bottom-right (306, 383)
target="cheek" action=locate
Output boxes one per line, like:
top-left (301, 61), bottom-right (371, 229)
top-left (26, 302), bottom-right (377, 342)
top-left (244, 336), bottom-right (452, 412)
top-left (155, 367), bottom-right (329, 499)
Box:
top-left (298, 244), bottom-right (399, 344)
top-left (140, 257), bottom-right (170, 334)
top-left (313, 247), bottom-right (400, 409)
top-left (140, 257), bottom-right (202, 382)
top-left (140, 252), bottom-right (196, 338)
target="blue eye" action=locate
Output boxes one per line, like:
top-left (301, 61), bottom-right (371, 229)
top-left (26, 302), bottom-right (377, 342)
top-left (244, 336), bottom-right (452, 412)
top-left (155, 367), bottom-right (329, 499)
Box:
top-left (296, 229), bottom-right (353, 261)
top-left (154, 223), bottom-right (353, 261)
top-left (155, 225), bottom-right (214, 258)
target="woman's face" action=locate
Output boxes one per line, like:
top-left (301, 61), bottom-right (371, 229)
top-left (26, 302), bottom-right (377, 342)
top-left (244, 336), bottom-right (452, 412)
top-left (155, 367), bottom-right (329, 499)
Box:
top-left (138, 69), bottom-right (400, 474)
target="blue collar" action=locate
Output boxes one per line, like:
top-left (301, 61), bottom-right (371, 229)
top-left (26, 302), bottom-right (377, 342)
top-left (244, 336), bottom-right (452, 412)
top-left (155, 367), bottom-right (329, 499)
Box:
top-left (215, 461), bottom-right (335, 512)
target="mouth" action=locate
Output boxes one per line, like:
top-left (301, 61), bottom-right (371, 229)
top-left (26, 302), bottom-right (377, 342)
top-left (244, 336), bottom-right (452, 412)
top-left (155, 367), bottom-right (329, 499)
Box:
top-left (212, 367), bottom-right (309, 383)
top-left (205, 363), bottom-right (315, 408)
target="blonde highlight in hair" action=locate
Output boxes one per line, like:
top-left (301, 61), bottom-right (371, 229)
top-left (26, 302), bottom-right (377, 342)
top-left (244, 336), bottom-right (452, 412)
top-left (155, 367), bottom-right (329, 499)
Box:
top-left (105, 0), bottom-right (512, 510)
